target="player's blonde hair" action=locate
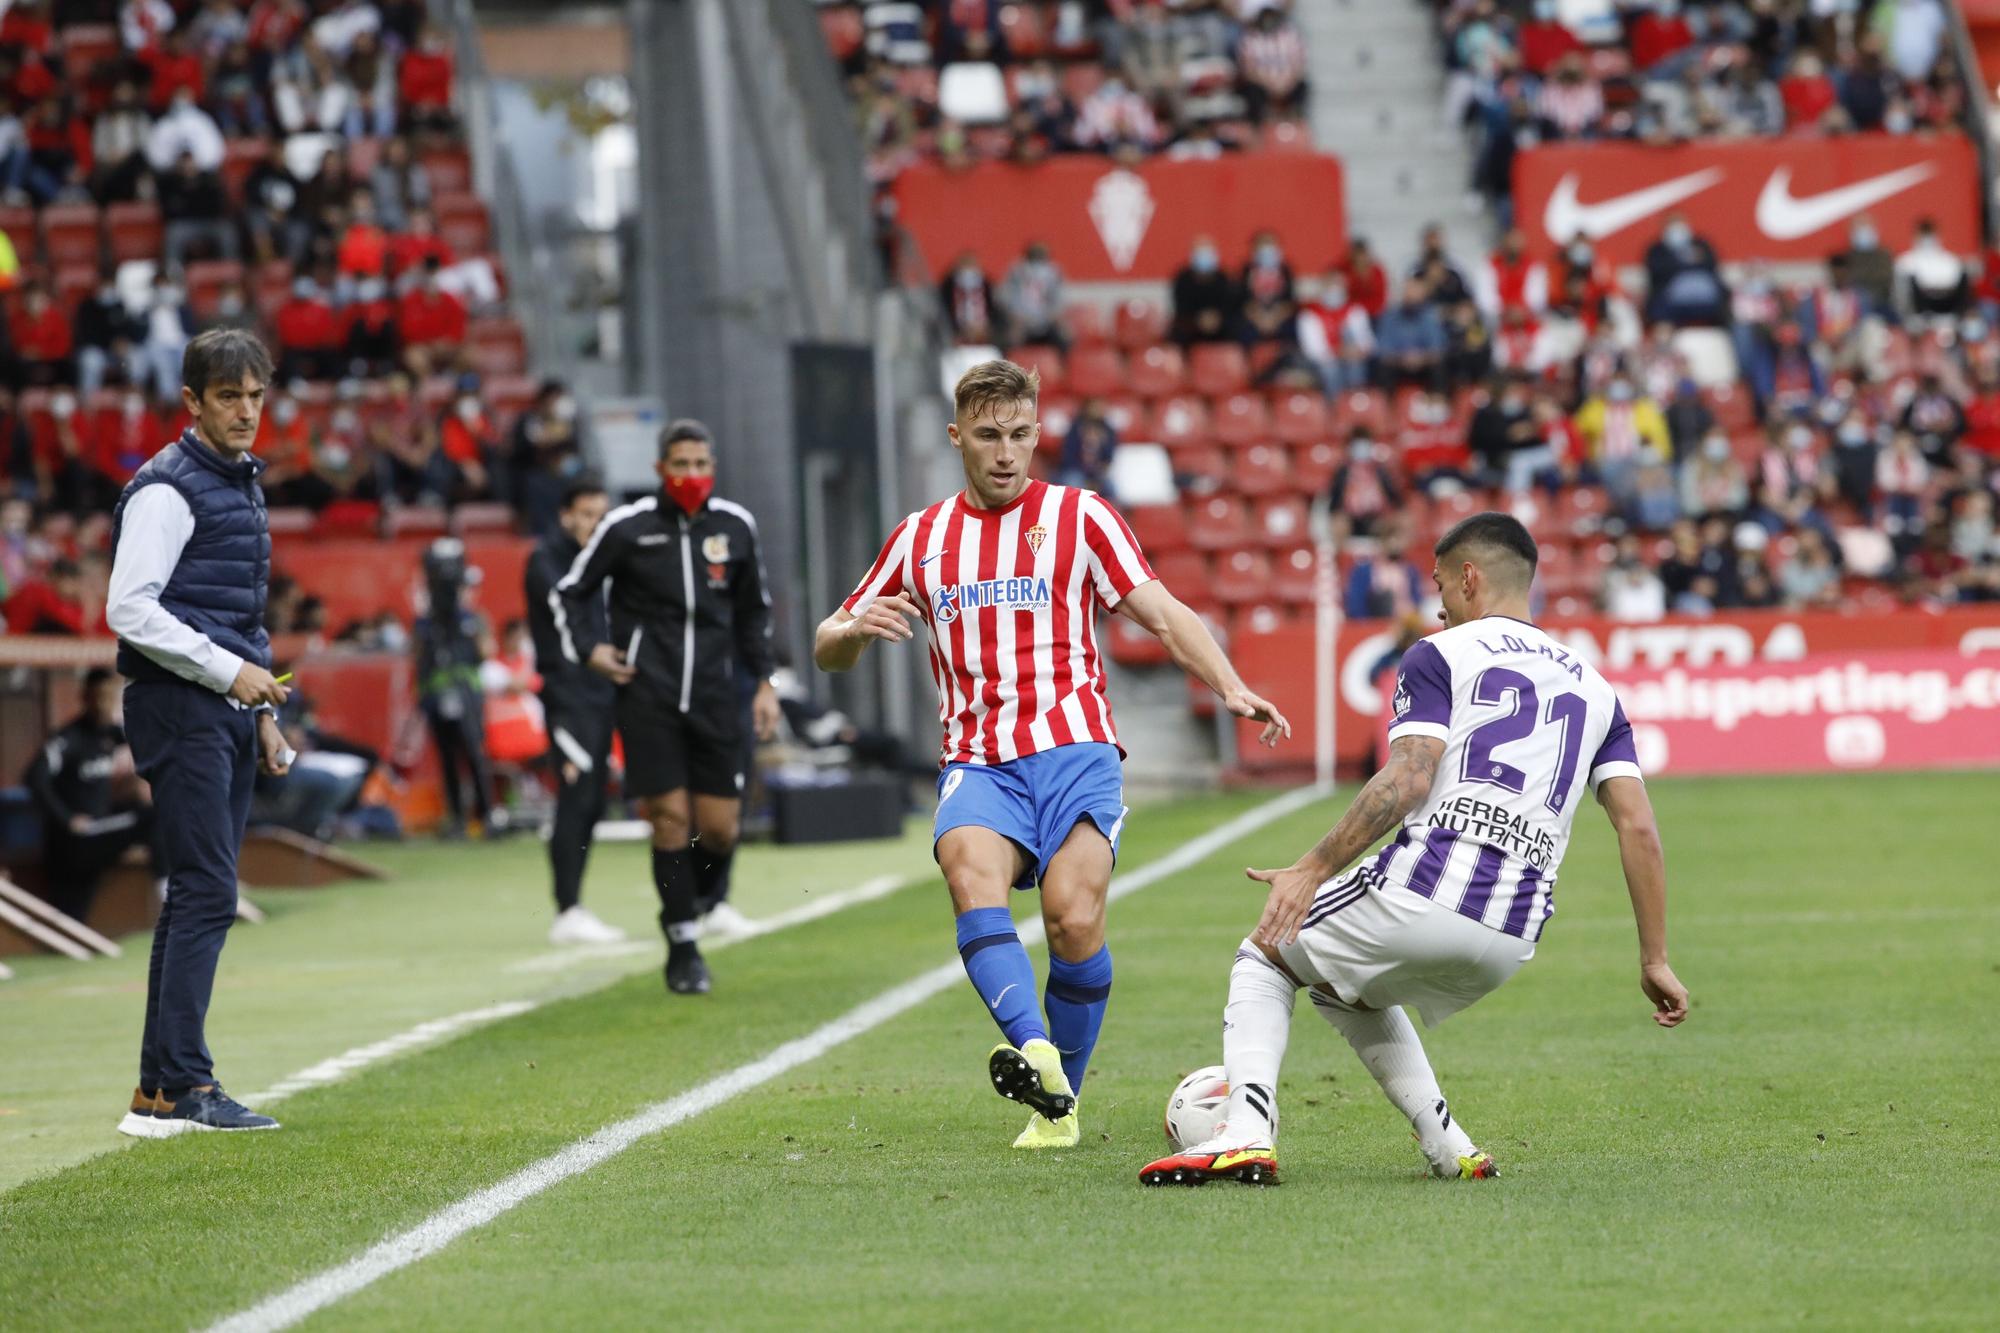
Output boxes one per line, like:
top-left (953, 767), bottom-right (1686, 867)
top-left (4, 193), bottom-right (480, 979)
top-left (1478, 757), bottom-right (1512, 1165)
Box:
top-left (953, 359), bottom-right (1040, 425)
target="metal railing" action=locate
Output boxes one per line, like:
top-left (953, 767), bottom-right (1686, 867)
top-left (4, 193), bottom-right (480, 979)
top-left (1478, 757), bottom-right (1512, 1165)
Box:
top-left (1945, 0), bottom-right (1997, 245)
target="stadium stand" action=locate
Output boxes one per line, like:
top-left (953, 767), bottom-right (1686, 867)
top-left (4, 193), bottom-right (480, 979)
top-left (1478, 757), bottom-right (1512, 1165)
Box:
top-left (825, 0), bottom-right (1999, 668)
top-left (0, 0), bottom-right (549, 648)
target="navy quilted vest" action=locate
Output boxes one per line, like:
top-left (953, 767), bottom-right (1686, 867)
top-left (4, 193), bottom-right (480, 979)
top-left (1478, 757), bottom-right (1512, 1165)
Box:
top-left (110, 430), bottom-right (272, 685)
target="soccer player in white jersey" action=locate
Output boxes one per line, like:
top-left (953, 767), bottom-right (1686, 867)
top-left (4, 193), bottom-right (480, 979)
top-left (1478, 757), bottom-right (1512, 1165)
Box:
top-left (1140, 512), bottom-right (1690, 1186)
top-left (815, 359), bottom-right (1290, 1150)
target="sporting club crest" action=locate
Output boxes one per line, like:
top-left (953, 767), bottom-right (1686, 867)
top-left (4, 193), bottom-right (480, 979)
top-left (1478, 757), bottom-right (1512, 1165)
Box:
top-left (1087, 170), bottom-right (1155, 273)
top-left (701, 534), bottom-right (731, 564)
top-left (1024, 524), bottom-right (1047, 555)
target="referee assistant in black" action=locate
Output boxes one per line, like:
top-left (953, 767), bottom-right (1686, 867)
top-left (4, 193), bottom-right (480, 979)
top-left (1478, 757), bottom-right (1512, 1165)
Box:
top-left (105, 329), bottom-right (291, 1137)
top-left (525, 475), bottom-right (623, 944)
top-left (552, 420), bottom-right (780, 995)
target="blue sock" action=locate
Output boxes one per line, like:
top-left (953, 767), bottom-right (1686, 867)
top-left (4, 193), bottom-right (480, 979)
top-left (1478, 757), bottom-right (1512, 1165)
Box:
top-left (955, 907), bottom-right (1047, 1050)
top-left (1044, 945), bottom-right (1113, 1092)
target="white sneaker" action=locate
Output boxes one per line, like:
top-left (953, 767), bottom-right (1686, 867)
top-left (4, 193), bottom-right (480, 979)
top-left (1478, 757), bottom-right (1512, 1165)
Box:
top-left (700, 901), bottom-right (756, 939)
top-left (549, 906), bottom-right (627, 945)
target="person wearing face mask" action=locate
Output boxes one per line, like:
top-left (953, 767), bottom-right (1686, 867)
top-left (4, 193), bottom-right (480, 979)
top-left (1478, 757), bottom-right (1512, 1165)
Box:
top-left (140, 271), bottom-right (195, 401)
top-left (1680, 430), bottom-right (1749, 516)
top-left (1324, 430), bottom-right (1404, 540)
top-left (1171, 234), bottom-right (1239, 345)
top-left (551, 419), bottom-right (782, 996)
top-left (1295, 272), bottom-right (1374, 395)
top-left (939, 252), bottom-right (997, 346)
top-left (1642, 212), bottom-right (1727, 326)
top-left (436, 372), bottom-right (497, 501)
top-left (999, 242), bottom-right (1067, 348)
top-left (1518, 0), bottom-right (1584, 75)
top-left (508, 377), bottom-right (584, 538)
top-left (256, 387), bottom-right (319, 508)
top-left (1835, 214), bottom-right (1897, 310)
top-left (1574, 375), bottom-right (1671, 502)
top-left (74, 270), bottom-right (148, 395)
top-left (1237, 230), bottom-right (1296, 346)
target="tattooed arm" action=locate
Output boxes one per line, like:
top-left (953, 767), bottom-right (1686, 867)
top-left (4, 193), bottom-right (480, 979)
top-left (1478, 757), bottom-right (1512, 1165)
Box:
top-left (1244, 735), bottom-right (1446, 947)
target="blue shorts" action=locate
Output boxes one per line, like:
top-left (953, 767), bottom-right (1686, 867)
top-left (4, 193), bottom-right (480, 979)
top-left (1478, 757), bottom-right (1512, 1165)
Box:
top-left (933, 742), bottom-right (1128, 890)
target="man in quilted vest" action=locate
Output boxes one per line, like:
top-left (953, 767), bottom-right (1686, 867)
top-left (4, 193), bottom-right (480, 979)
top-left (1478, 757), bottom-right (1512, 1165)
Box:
top-left (105, 328), bottom-right (295, 1138)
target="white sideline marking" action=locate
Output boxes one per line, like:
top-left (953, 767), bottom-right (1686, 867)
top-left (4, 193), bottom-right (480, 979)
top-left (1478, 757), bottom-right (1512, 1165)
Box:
top-left (243, 876), bottom-right (921, 1107)
top-left (206, 785), bottom-right (1329, 1333)
top-left (242, 1002), bottom-right (538, 1108)
top-left (506, 874), bottom-right (914, 974)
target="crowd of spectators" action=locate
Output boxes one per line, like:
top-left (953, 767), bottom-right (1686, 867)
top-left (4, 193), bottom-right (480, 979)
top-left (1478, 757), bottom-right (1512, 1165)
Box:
top-left (827, 0), bottom-right (1311, 186)
top-left (0, 1), bottom-right (571, 635)
top-left (980, 207), bottom-right (2000, 618)
top-left (1444, 0), bottom-right (1969, 219)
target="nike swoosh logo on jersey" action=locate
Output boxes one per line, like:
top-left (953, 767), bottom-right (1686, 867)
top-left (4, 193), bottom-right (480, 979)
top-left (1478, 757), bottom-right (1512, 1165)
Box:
top-left (1753, 163), bottom-right (1937, 241)
top-left (988, 983), bottom-right (1018, 1009)
top-left (1542, 167), bottom-right (1724, 242)
top-left (918, 551), bottom-right (948, 569)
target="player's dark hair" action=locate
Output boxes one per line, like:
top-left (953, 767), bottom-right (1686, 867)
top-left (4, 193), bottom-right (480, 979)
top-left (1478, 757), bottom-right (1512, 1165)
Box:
top-left (658, 418), bottom-right (712, 459)
top-left (182, 327), bottom-right (274, 398)
top-left (560, 474), bottom-right (607, 510)
top-left (1435, 512), bottom-right (1538, 584)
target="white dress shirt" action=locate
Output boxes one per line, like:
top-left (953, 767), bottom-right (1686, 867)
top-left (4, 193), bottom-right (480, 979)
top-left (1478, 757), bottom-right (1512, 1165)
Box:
top-left (106, 483), bottom-right (250, 696)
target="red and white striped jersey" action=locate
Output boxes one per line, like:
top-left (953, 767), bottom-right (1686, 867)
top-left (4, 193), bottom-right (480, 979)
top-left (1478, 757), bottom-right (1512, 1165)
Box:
top-left (842, 480), bottom-right (1156, 767)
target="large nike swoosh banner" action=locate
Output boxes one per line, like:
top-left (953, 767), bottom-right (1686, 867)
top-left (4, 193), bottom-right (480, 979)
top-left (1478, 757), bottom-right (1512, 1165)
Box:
top-left (1513, 132), bottom-right (1977, 264)
top-left (891, 152), bottom-right (1347, 282)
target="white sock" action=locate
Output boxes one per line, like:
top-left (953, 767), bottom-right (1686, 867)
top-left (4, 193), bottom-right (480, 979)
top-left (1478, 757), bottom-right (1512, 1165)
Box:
top-left (1309, 991), bottom-right (1476, 1169)
top-left (1219, 944), bottom-right (1295, 1145)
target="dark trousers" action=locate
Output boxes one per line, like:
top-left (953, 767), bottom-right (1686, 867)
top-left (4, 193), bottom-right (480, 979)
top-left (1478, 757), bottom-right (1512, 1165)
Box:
top-left (43, 808), bottom-right (156, 923)
top-left (545, 695), bottom-right (613, 912)
top-left (426, 708), bottom-right (493, 826)
top-left (123, 679), bottom-right (257, 1092)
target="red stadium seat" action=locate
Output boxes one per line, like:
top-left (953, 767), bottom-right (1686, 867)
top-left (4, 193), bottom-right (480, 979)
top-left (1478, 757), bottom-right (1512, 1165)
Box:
top-left (104, 201), bottom-right (163, 264)
top-left (1231, 604), bottom-right (1301, 640)
top-left (998, 2), bottom-right (1049, 57)
top-left (219, 137), bottom-right (269, 205)
top-left (385, 506), bottom-right (450, 538)
top-left (1108, 613), bottom-right (1171, 667)
top-left (451, 503), bottom-right (518, 534)
top-left (1211, 391), bottom-right (1270, 448)
top-left (53, 264), bottom-right (97, 312)
top-left (60, 24), bottom-right (120, 75)
top-left (434, 193), bottom-right (491, 255)
top-left (1065, 344), bottom-right (1125, 398)
top-left (484, 374), bottom-right (540, 428)
top-left (1270, 545), bottom-right (1320, 603)
top-left (819, 4), bottom-right (865, 60)
top-left (40, 203), bottom-right (102, 268)
top-left (1038, 392), bottom-right (1078, 443)
top-left (184, 260), bottom-right (244, 321)
top-left (1213, 547), bottom-right (1273, 604)
top-left (1186, 494), bottom-right (1251, 550)
top-left (1011, 343), bottom-right (1066, 394)
top-left (1127, 343), bottom-right (1185, 398)
top-left (1252, 496), bottom-right (1310, 547)
top-left (1166, 441), bottom-right (1226, 491)
top-left (1113, 299), bottom-right (1167, 350)
top-left (1703, 382), bottom-right (1754, 430)
top-left (1271, 390), bottom-right (1328, 445)
top-left (1060, 303), bottom-right (1110, 347)
top-left (1123, 502), bottom-right (1189, 555)
top-left (1152, 549), bottom-right (1209, 593)
top-left (466, 317), bottom-right (528, 375)
top-left (1149, 394), bottom-right (1211, 448)
top-left (1059, 64), bottom-right (1105, 104)
top-left (1247, 341), bottom-right (1285, 382)
top-left (1261, 121), bottom-right (1314, 153)
top-left (421, 148), bottom-right (474, 195)
top-left (1330, 389), bottom-right (1391, 438)
top-left (1554, 485), bottom-right (1612, 537)
top-left (1234, 443), bottom-right (1290, 497)
top-left (265, 507), bottom-right (316, 535)
top-left (1189, 343), bottom-right (1248, 396)
top-left (1293, 440), bottom-right (1340, 495)
top-left (1100, 394), bottom-right (1145, 436)
top-left (0, 204), bottom-right (37, 266)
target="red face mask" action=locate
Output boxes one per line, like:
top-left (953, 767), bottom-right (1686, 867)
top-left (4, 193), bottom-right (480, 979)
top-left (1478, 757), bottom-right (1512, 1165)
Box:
top-left (664, 473), bottom-right (714, 515)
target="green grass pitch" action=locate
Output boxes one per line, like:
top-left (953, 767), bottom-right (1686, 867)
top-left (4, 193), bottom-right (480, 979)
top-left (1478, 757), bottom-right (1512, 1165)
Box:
top-left (2, 771), bottom-right (1996, 1329)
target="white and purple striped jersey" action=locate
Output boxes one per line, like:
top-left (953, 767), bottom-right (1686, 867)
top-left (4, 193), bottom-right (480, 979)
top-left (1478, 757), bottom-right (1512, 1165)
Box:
top-left (1371, 616), bottom-right (1642, 942)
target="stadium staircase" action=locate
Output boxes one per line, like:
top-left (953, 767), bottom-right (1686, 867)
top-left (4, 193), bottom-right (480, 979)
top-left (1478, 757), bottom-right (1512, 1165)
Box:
top-left (1297, 0), bottom-right (1483, 269)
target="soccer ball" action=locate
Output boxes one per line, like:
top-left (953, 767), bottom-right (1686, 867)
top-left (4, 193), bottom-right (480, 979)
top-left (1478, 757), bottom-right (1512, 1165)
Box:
top-left (1163, 1065), bottom-right (1230, 1150)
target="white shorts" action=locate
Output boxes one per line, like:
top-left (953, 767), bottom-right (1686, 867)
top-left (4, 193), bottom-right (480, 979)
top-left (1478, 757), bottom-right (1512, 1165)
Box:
top-left (1275, 867), bottom-right (1536, 1027)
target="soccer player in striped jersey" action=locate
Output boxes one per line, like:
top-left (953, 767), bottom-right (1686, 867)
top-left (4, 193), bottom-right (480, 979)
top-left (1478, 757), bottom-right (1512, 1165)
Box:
top-left (1141, 512), bottom-right (1690, 1187)
top-left (815, 358), bottom-right (1290, 1150)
